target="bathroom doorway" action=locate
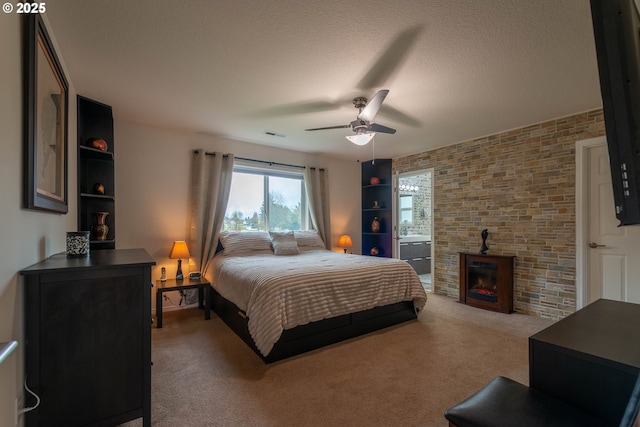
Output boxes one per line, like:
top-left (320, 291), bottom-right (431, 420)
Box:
top-left (394, 169), bottom-right (434, 292)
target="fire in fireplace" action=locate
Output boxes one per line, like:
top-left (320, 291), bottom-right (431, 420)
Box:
top-left (468, 260), bottom-right (498, 303)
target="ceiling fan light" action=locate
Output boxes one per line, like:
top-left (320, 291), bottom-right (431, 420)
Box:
top-left (346, 132), bottom-right (375, 145)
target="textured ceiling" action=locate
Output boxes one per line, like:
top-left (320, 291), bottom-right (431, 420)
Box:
top-left (44, 0), bottom-right (602, 161)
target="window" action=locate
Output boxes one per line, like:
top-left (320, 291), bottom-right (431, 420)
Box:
top-left (400, 195), bottom-right (413, 224)
top-left (223, 163), bottom-right (307, 232)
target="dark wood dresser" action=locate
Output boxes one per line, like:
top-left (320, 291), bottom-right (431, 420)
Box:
top-left (20, 249), bottom-right (155, 427)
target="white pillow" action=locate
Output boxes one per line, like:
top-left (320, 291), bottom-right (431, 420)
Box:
top-left (293, 230), bottom-right (325, 248)
top-left (219, 231), bottom-right (272, 254)
top-left (270, 232), bottom-right (300, 255)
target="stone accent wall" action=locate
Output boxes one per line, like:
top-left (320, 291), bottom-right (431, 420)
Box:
top-left (393, 109), bottom-right (606, 319)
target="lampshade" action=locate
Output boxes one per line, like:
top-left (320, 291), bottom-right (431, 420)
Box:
top-left (337, 235), bottom-right (353, 253)
top-left (338, 235), bottom-right (353, 248)
top-left (346, 132), bottom-right (375, 145)
top-left (169, 241), bottom-right (191, 259)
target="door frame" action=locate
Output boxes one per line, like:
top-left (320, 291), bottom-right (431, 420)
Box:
top-left (575, 135), bottom-right (607, 310)
top-left (393, 168), bottom-right (435, 269)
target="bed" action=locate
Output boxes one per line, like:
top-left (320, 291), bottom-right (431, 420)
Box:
top-left (210, 230), bottom-right (428, 363)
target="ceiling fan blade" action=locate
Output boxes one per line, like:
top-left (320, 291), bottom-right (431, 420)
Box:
top-left (358, 90), bottom-right (389, 122)
top-left (378, 104), bottom-right (422, 127)
top-left (369, 123), bottom-right (397, 134)
top-left (248, 100), bottom-right (340, 119)
top-left (356, 25), bottom-right (423, 91)
top-left (305, 124), bottom-right (351, 131)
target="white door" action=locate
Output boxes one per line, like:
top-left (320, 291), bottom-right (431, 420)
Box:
top-left (587, 144), bottom-right (640, 303)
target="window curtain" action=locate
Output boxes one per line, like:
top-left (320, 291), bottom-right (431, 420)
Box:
top-left (188, 150), bottom-right (234, 277)
top-left (304, 167), bottom-right (330, 249)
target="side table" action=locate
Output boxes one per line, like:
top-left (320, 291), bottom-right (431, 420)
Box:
top-left (155, 278), bottom-right (211, 328)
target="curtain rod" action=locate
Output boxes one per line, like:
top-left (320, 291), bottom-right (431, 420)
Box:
top-left (194, 150), bottom-right (324, 171)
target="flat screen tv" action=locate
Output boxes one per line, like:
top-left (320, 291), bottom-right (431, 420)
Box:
top-left (590, 0), bottom-right (640, 225)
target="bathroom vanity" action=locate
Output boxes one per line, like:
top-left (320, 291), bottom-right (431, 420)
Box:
top-left (399, 236), bottom-right (431, 274)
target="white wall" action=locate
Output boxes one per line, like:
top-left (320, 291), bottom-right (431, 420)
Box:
top-left (114, 121), bottom-right (362, 310)
top-left (0, 12), bottom-right (77, 427)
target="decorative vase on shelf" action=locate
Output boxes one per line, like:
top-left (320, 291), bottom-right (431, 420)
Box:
top-left (370, 176), bottom-right (380, 185)
top-left (91, 212), bottom-right (109, 241)
top-left (370, 247), bottom-right (379, 256)
top-left (371, 216), bottom-right (380, 233)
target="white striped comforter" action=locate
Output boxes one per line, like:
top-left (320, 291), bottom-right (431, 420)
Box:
top-left (211, 249), bottom-right (428, 356)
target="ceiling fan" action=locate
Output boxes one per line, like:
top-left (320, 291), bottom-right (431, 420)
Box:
top-left (305, 90), bottom-right (397, 145)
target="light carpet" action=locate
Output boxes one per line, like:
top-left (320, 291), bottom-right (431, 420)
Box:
top-left (124, 293), bottom-right (553, 427)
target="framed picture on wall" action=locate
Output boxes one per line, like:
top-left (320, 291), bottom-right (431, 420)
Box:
top-left (23, 11), bottom-right (69, 214)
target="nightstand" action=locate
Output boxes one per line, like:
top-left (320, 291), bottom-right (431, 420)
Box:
top-left (155, 278), bottom-right (211, 328)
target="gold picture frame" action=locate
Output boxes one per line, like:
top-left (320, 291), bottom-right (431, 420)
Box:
top-left (24, 11), bottom-right (68, 213)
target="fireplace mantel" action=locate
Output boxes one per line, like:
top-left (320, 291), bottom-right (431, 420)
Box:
top-left (459, 252), bottom-right (515, 313)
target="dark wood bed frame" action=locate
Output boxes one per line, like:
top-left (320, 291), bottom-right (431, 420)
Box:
top-left (210, 286), bottom-right (418, 363)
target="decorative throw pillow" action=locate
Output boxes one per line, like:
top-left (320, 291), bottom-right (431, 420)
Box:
top-left (219, 231), bottom-right (272, 254)
top-left (293, 230), bottom-right (325, 248)
top-left (270, 232), bottom-right (300, 255)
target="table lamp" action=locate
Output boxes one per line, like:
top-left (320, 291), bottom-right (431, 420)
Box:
top-left (169, 240), bottom-right (191, 280)
top-left (337, 235), bottom-right (353, 254)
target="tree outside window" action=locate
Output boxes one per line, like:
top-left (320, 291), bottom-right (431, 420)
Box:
top-left (223, 168), bottom-right (306, 232)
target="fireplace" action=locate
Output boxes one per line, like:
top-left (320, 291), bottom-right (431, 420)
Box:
top-left (459, 253), bottom-right (514, 313)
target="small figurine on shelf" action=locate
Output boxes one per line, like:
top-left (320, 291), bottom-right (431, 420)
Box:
top-left (93, 183), bottom-right (105, 195)
top-left (373, 200), bottom-right (380, 208)
top-left (370, 247), bottom-right (379, 256)
top-left (371, 216), bottom-right (380, 233)
top-left (370, 176), bottom-right (380, 185)
top-left (86, 137), bottom-right (108, 151)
